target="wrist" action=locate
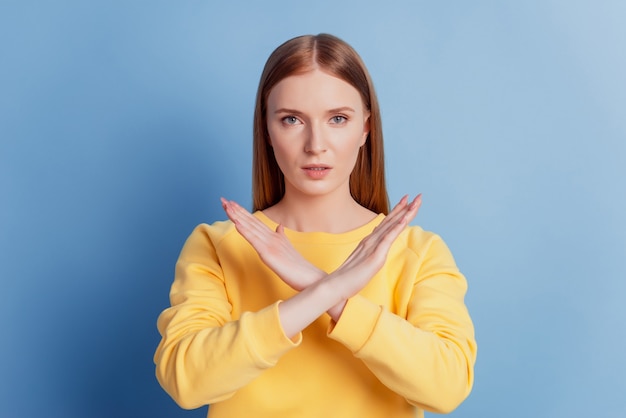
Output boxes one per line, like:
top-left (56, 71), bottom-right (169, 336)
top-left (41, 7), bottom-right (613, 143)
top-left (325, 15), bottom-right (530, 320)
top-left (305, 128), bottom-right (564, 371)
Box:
top-left (327, 300), bottom-right (347, 323)
top-left (300, 266), bottom-right (327, 290)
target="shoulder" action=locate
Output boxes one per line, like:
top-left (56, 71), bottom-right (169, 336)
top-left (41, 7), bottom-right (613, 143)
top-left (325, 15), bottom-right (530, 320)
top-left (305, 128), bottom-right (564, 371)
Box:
top-left (400, 224), bottom-right (438, 250)
top-left (194, 219), bottom-right (236, 241)
top-left (180, 219), bottom-right (240, 256)
top-left (399, 225), bottom-right (456, 263)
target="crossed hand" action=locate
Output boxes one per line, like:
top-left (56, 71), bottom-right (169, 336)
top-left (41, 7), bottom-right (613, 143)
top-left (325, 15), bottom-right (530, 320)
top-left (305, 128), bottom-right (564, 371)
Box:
top-left (220, 195), bottom-right (421, 326)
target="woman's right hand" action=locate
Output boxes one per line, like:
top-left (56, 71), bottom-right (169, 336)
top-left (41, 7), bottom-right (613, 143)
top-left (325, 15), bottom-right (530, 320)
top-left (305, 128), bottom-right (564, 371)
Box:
top-left (221, 198), bottom-right (325, 291)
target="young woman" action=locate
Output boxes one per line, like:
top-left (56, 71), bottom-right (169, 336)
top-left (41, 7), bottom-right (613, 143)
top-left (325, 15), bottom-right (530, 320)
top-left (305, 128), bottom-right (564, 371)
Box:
top-left (154, 33), bottom-right (476, 418)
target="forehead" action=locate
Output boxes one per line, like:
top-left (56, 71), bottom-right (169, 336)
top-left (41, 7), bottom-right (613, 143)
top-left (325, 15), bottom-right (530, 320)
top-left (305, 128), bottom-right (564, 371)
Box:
top-left (267, 69), bottom-right (364, 111)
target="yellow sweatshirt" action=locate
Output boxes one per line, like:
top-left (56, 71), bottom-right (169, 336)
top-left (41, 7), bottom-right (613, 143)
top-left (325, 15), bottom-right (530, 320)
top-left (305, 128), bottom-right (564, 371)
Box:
top-left (154, 212), bottom-right (476, 418)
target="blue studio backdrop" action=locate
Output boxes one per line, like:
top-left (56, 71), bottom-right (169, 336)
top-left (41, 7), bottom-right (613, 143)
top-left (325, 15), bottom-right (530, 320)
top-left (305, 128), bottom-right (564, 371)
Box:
top-left (1, 1), bottom-right (625, 417)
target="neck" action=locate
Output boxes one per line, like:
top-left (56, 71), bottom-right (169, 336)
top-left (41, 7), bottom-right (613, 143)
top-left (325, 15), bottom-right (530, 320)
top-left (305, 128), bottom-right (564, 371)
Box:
top-left (264, 190), bottom-right (376, 233)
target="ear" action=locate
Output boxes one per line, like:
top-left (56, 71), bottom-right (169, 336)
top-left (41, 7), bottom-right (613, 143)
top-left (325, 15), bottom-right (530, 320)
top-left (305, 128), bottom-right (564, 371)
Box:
top-left (361, 112), bottom-right (371, 146)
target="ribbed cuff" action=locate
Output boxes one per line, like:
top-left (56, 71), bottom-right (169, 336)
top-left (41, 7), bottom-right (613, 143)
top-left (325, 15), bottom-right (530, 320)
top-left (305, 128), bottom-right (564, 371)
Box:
top-left (244, 301), bottom-right (302, 368)
top-left (327, 295), bottom-right (382, 353)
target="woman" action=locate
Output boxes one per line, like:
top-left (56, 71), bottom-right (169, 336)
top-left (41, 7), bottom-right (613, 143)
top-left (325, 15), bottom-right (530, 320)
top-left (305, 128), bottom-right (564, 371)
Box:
top-left (154, 33), bottom-right (476, 418)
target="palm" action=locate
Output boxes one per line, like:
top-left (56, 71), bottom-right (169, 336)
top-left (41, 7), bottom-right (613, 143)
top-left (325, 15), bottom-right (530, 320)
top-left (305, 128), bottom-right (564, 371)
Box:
top-left (221, 195), bottom-right (421, 298)
top-left (221, 198), bottom-right (323, 290)
top-left (331, 195), bottom-right (422, 296)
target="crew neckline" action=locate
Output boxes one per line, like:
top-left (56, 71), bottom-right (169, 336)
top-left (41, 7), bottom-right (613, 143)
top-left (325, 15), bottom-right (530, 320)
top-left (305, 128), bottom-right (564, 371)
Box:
top-left (253, 211), bottom-right (386, 245)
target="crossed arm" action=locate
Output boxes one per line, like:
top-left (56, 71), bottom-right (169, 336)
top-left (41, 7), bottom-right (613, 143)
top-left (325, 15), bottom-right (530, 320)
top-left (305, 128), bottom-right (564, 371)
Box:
top-left (220, 195), bottom-right (422, 338)
top-left (156, 195), bottom-right (475, 411)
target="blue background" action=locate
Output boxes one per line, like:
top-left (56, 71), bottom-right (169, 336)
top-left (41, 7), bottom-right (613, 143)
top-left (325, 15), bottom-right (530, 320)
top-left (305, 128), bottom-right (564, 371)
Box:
top-left (2, 1), bottom-right (625, 417)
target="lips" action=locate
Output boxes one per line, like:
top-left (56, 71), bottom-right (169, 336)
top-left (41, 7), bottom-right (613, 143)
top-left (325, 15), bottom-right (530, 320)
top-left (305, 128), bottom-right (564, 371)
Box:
top-left (302, 165), bottom-right (331, 170)
top-left (302, 164), bottom-right (331, 178)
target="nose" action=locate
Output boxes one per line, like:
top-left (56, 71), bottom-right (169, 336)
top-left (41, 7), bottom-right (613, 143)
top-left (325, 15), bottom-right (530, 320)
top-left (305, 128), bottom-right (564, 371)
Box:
top-left (304, 123), bottom-right (326, 154)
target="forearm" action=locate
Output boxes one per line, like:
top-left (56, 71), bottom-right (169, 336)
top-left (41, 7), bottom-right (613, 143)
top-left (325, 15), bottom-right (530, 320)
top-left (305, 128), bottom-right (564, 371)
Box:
top-left (223, 195), bottom-right (420, 331)
top-left (288, 265), bottom-right (348, 325)
top-left (278, 274), bottom-right (349, 338)
top-left (367, 305), bottom-right (473, 412)
top-left (155, 302), bottom-right (300, 409)
top-left (329, 294), bottom-right (476, 413)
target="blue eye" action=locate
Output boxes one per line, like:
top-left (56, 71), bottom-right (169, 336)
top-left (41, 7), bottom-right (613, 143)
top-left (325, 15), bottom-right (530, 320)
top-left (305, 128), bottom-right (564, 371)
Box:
top-left (282, 116), bottom-right (300, 125)
top-left (331, 115), bottom-right (347, 124)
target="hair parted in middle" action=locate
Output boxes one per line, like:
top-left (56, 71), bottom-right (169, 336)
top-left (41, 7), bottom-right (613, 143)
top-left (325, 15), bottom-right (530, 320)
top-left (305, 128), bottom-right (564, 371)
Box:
top-left (252, 33), bottom-right (389, 214)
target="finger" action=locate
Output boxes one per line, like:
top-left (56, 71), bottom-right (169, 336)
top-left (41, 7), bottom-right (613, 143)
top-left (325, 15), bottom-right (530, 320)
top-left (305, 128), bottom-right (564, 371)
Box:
top-left (365, 194), bottom-right (421, 245)
top-left (221, 197), bottom-right (241, 222)
top-left (222, 199), bottom-right (274, 244)
top-left (378, 194), bottom-right (422, 244)
top-left (385, 195), bottom-right (409, 221)
top-left (226, 202), bottom-right (295, 259)
top-left (375, 220), bottom-right (408, 253)
top-left (402, 194), bottom-right (422, 223)
top-left (388, 194), bottom-right (421, 224)
top-left (370, 195), bottom-right (413, 237)
top-left (385, 194), bottom-right (419, 225)
top-left (230, 202), bottom-right (283, 244)
top-left (223, 199), bottom-right (263, 233)
top-left (372, 202), bottom-right (418, 252)
top-left (342, 216), bottom-right (408, 269)
top-left (369, 195), bottom-right (409, 235)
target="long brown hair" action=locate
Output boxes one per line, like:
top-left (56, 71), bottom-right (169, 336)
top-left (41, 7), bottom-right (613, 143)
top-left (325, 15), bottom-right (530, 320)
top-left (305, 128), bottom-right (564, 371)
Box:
top-left (252, 33), bottom-right (389, 214)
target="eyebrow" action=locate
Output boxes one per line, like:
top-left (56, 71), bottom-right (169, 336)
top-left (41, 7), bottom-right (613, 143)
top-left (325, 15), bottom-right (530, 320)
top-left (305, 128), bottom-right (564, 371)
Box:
top-left (273, 106), bottom-right (356, 115)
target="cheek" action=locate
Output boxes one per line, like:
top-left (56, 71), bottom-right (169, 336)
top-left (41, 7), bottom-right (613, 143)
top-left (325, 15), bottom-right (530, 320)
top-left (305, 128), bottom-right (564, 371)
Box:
top-left (338, 126), bottom-right (367, 154)
top-left (267, 136), bottom-right (296, 169)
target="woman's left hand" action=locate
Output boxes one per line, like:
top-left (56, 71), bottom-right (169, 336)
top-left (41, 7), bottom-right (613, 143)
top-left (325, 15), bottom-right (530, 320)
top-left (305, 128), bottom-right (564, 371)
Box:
top-left (221, 198), bottom-right (324, 291)
top-left (326, 195), bottom-right (421, 299)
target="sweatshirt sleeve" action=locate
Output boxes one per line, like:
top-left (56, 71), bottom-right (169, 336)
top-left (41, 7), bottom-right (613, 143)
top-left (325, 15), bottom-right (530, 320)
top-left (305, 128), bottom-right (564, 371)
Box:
top-left (327, 232), bottom-right (477, 414)
top-left (153, 225), bottom-right (301, 409)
